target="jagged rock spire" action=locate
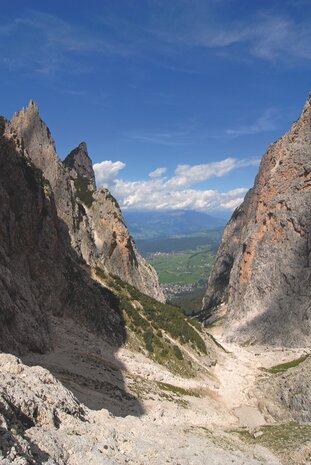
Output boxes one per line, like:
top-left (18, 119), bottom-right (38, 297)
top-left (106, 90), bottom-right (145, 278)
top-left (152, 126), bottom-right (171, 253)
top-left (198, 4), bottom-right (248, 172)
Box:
top-left (8, 100), bottom-right (165, 303)
top-left (63, 142), bottom-right (96, 191)
top-left (26, 99), bottom-right (39, 112)
top-left (10, 99), bottom-right (58, 172)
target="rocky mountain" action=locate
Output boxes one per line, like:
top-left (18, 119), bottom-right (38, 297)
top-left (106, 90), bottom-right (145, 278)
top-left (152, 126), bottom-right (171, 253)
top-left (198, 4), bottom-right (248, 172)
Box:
top-left (63, 141), bottom-right (96, 191)
top-left (10, 101), bottom-right (164, 302)
top-left (0, 115), bottom-right (123, 354)
top-left (124, 209), bottom-right (226, 240)
top-left (200, 95), bottom-right (311, 347)
top-left (1, 101), bottom-right (311, 465)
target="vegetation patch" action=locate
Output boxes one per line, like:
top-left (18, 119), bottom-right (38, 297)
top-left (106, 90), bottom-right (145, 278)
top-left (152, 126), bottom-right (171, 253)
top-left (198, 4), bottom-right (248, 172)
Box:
top-left (187, 318), bottom-right (203, 333)
top-left (169, 287), bottom-right (206, 316)
top-left (127, 376), bottom-right (155, 399)
top-left (95, 267), bottom-right (208, 376)
top-left (263, 354), bottom-right (309, 374)
top-left (207, 333), bottom-right (229, 353)
top-left (204, 318), bottom-right (223, 329)
top-left (136, 229), bottom-right (223, 254)
top-left (233, 423), bottom-right (311, 464)
top-left (149, 246), bottom-right (215, 285)
top-left (134, 230), bottom-right (223, 315)
top-left (157, 381), bottom-right (201, 397)
top-left (74, 174), bottom-right (94, 207)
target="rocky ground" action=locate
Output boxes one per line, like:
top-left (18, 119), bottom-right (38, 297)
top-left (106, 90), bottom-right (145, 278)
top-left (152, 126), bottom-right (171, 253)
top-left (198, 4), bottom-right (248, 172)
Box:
top-left (1, 317), bottom-right (310, 465)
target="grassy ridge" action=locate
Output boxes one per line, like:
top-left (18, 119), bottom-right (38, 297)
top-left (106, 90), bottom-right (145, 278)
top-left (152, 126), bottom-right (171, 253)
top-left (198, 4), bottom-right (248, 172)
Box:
top-left (95, 268), bottom-right (207, 376)
top-left (234, 423), bottom-right (311, 464)
top-left (169, 288), bottom-right (206, 316)
top-left (264, 354), bottom-right (309, 374)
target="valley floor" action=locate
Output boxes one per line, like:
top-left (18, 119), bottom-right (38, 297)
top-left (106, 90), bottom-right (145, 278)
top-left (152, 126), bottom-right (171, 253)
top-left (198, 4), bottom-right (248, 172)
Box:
top-left (1, 317), bottom-right (310, 465)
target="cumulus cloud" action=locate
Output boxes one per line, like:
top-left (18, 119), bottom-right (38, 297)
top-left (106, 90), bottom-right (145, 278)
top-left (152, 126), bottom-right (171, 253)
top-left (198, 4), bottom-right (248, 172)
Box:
top-left (149, 167), bottom-right (167, 178)
top-left (112, 178), bottom-right (248, 211)
top-left (93, 160), bottom-right (125, 186)
top-left (168, 158), bottom-right (236, 188)
top-left (167, 158), bottom-right (259, 188)
top-left (94, 157), bottom-right (258, 212)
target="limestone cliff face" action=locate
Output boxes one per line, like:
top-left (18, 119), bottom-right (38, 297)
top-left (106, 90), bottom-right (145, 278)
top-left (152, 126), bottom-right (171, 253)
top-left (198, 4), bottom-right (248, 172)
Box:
top-left (10, 101), bottom-right (81, 245)
top-left (0, 117), bottom-right (123, 354)
top-left (200, 95), bottom-right (311, 346)
top-left (88, 188), bottom-right (165, 300)
top-left (10, 101), bottom-right (165, 302)
top-left (63, 141), bottom-right (96, 191)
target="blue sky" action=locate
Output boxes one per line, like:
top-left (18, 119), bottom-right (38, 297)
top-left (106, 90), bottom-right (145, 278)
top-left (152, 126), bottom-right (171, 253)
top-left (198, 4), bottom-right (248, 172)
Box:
top-left (1, 0), bottom-right (311, 214)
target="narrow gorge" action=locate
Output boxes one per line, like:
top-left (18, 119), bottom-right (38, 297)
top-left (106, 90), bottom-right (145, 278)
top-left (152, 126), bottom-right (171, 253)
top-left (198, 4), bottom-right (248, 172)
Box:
top-left (0, 97), bottom-right (310, 465)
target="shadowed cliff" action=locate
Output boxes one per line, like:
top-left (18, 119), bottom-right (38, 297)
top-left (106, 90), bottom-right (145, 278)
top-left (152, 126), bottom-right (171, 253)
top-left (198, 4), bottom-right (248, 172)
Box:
top-left (0, 116), bottom-right (144, 416)
top-left (199, 94), bottom-right (311, 347)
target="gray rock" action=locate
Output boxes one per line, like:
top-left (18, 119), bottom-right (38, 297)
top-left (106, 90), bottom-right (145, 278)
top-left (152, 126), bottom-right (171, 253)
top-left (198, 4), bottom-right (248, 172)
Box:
top-left (256, 356), bottom-right (311, 423)
top-left (63, 141), bottom-right (96, 191)
top-left (0, 116), bottom-right (123, 354)
top-left (86, 188), bottom-right (165, 301)
top-left (200, 94), bottom-right (311, 347)
top-left (0, 355), bottom-right (281, 465)
top-left (0, 354), bottom-right (84, 465)
top-left (10, 101), bottom-right (164, 302)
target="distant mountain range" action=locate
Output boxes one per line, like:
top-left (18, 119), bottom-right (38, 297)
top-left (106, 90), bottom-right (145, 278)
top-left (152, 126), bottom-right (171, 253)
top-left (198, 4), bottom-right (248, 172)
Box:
top-left (124, 210), bottom-right (227, 240)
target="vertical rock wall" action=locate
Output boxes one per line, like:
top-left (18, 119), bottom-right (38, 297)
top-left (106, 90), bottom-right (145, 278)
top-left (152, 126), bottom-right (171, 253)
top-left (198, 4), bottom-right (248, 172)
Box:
top-left (200, 95), bottom-right (311, 346)
top-left (10, 102), bottom-right (165, 302)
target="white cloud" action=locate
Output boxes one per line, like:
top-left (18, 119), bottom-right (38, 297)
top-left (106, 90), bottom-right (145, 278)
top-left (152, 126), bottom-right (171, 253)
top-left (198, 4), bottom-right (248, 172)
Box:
top-left (220, 198), bottom-right (244, 209)
top-left (15, 13), bottom-right (103, 53)
top-left (93, 160), bottom-right (126, 186)
top-left (167, 158), bottom-right (259, 188)
top-left (149, 167), bottom-right (167, 178)
top-left (112, 179), bottom-right (248, 211)
top-left (94, 157), bottom-right (258, 212)
top-left (168, 158), bottom-right (237, 188)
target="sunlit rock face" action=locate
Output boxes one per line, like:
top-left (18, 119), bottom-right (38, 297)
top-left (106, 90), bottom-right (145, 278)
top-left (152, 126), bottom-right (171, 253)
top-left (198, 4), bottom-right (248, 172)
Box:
top-left (200, 95), bottom-right (311, 347)
top-left (10, 101), bottom-right (165, 302)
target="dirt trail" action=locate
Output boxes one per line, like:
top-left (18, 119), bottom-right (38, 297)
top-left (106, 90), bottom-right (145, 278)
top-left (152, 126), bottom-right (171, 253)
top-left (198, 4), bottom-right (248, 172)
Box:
top-left (22, 317), bottom-right (310, 464)
top-left (115, 328), bottom-right (309, 430)
top-left (24, 317), bottom-right (308, 430)
top-left (207, 335), bottom-right (309, 429)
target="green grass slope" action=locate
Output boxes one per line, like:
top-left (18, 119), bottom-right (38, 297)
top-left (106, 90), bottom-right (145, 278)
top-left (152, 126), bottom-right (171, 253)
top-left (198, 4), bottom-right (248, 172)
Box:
top-left (95, 268), bottom-right (207, 377)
